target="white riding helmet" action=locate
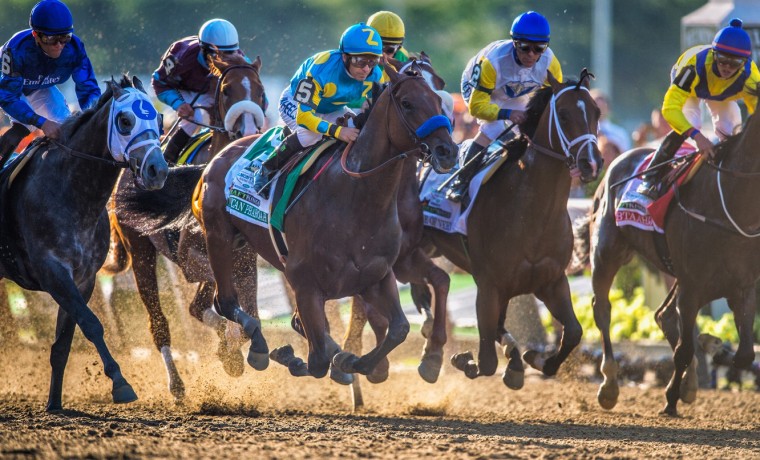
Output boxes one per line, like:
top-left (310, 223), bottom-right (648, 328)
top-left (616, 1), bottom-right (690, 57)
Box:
top-left (199, 18), bottom-right (239, 51)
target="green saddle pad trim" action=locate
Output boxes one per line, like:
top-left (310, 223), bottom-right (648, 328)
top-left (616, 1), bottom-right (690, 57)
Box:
top-left (270, 147), bottom-right (320, 232)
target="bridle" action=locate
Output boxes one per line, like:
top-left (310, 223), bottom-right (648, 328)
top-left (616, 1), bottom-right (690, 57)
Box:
top-left (341, 72), bottom-right (452, 178)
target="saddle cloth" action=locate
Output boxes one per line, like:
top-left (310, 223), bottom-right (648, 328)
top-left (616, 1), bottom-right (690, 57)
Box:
top-left (177, 130), bottom-right (212, 165)
top-left (420, 151), bottom-right (509, 235)
top-left (614, 145), bottom-right (699, 233)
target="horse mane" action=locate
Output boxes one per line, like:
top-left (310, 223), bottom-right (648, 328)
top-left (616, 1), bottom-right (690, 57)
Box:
top-left (57, 75), bottom-right (133, 143)
top-left (208, 53), bottom-right (251, 77)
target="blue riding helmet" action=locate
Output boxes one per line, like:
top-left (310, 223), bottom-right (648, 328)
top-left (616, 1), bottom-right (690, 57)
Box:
top-left (712, 18), bottom-right (752, 58)
top-left (510, 11), bottom-right (550, 43)
top-left (30, 0), bottom-right (74, 35)
top-left (339, 23), bottom-right (383, 56)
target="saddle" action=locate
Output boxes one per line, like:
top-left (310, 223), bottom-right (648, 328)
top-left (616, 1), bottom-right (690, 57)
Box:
top-left (176, 130), bottom-right (212, 165)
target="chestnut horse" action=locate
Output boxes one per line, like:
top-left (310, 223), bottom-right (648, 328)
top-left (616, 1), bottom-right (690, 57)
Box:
top-left (579, 87), bottom-right (760, 416)
top-left (0, 76), bottom-right (168, 411)
top-left (412, 70), bottom-right (602, 389)
top-left (103, 54), bottom-right (267, 400)
top-left (196, 63), bottom-right (457, 379)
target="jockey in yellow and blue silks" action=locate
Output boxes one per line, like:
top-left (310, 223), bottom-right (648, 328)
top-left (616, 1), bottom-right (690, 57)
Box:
top-left (253, 23), bottom-right (384, 193)
top-left (0, 0), bottom-right (100, 168)
top-left (447, 11), bottom-right (563, 202)
top-left (638, 18), bottom-right (760, 197)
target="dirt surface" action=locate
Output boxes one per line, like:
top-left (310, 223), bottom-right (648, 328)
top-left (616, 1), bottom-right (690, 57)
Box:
top-left (1, 328), bottom-right (759, 459)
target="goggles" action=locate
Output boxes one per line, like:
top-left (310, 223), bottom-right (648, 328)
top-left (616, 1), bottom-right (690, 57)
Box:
top-left (713, 51), bottom-right (746, 69)
top-left (383, 44), bottom-right (401, 55)
top-left (513, 41), bottom-right (548, 55)
top-left (349, 55), bottom-right (381, 69)
top-left (37, 32), bottom-right (72, 46)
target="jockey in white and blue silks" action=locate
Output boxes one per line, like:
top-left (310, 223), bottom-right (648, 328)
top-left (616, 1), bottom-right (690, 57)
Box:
top-left (0, 0), bottom-right (100, 168)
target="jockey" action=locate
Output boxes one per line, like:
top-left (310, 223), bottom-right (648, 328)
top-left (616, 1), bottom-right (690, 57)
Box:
top-left (367, 10), bottom-right (410, 64)
top-left (0, 0), bottom-right (100, 169)
top-left (638, 18), bottom-right (760, 198)
top-left (252, 22), bottom-right (384, 194)
top-left (152, 18), bottom-right (252, 164)
top-left (447, 11), bottom-right (562, 203)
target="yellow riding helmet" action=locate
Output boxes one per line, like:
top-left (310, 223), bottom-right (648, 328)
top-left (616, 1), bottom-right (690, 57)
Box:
top-left (367, 11), bottom-right (405, 45)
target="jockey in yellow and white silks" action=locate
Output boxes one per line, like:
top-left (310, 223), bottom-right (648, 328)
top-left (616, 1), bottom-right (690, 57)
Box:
top-left (447, 11), bottom-right (562, 203)
top-left (638, 18), bottom-right (760, 197)
top-left (252, 23), bottom-right (384, 193)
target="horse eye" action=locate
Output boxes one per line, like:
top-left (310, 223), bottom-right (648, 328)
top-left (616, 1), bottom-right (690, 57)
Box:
top-left (117, 112), bottom-right (136, 135)
top-left (401, 100), bottom-right (412, 110)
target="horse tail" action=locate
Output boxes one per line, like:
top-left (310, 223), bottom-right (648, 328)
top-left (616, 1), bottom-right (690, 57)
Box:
top-left (113, 165), bottom-right (206, 235)
top-left (100, 210), bottom-right (132, 274)
top-left (568, 209), bottom-right (592, 276)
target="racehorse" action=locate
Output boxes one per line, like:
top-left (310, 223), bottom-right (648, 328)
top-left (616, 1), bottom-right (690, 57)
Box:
top-left (0, 75), bottom-right (168, 411)
top-left (196, 63), bottom-right (457, 380)
top-left (340, 54), bottom-right (452, 392)
top-left (578, 86), bottom-right (760, 416)
top-left (103, 54), bottom-right (267, 400)
top-left (412, 70), bottom-right (601, 388)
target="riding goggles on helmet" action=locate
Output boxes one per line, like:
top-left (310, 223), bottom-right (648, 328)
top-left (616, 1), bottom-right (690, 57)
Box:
top-left (38, 32), bottom-right (72, 45)
top-left (513, 41), bottom-right (548, 54)
top-left (349, 55), bottom-right (381, 69)
top-left (713, 51), bottom-right (746, 69)
top-left (383, 44), bottom-right (401, 55)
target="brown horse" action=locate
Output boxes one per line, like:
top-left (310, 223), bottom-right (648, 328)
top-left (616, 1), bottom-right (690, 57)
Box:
top-left (102, 54), bottom-right (267, 400)
top-left (196, 63), bottom-right (457, 380)
top-left (412, 70), bottom-right (602, 388)
top-left (579, 87), bottom-right (760, 416)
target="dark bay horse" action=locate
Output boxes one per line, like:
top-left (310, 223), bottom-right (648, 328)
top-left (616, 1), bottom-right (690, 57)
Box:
top-left (103, 54), bottom-right (267, 400)
top-left (196, 63), bottom-right (457, 380)
top-left (0, 76), bottom-right (168, 411)
top-left (580, 88), bottom-right (760, 416)
top-left (412, 70), bottom-right (602, 388)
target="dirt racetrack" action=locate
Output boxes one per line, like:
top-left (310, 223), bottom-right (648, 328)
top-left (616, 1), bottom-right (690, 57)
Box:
top-left (1, 326), bottom-right (759, 459)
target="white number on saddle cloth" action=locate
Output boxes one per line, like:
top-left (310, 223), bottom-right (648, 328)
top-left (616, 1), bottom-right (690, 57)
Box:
top-left (107, 88), bottom-right (161, 162)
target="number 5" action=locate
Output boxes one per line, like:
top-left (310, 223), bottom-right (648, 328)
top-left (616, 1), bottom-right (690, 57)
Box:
top-left (295, 78), bottom-right (315, 104)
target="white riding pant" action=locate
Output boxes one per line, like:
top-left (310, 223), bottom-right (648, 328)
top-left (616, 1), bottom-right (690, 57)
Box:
top-left (177, 90), bottom-right (215, 136)
top-left (10, 86), bottom-right (71, 130)
top-left (682, 97), bottom-right (742, 140)
top-left (278, 87), bottom-right (354, 147)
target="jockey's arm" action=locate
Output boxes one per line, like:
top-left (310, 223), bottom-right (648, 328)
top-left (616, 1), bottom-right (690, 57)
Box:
top-left (661, 77), bottom-right (696, 137)
top-left (71, 52), bottom-right (101, 110)
top-left (0, 73), bottom-right (45, 128)
top-left (742, 63), bottom-right (760, 116)
top-left (546, 55), bottom-right (563, 84)
top-left (467, 58), bottom-right (503, 122)
top-left (294, 78), bottom-right (343, 140)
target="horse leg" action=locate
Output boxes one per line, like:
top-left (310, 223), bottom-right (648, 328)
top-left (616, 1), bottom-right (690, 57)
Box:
top-left (39, 266), bottom-right (136, 408)
top-left (591, 260), bottom-right (623, 410)
top-left (451, 284), bottom-right (500, 379)
top-left (410, 282), bottom-right (434, 338)
top-left (291, 289), bottom-right (330, 378)
top-left (203, 214), bottom-right (268, 371)
top-left (727, 287), bottom-right (757, 370)
top-left (662, 292), bottom-right (698, 416)
top-left (333, 272), bottom-right (409, 376)
top-left (129, 235), bottom-right (184, 401)
top-left (531, 276), bottom-right (582, 377)
top-left (46, 308), bottom-right (76, 412)
top-left (344, 296), bottom-right (367, 410)
top-left (654, 283), bottom-right (697, 403)
top-left (363, 299), bottom-right (390, 383)
top-left (192, 280), bottom-right (244, 377)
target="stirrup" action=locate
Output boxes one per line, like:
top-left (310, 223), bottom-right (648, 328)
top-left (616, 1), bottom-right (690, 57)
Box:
top-left (252, 169), bottom-right (272, 195)
top-left (636, 181), bottom-right (658, 199)
top-left (446, 181), bottom-right (466, 203)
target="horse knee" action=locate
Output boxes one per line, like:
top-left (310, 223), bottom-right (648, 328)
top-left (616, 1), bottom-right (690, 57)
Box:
top-left (562, 321), bottom-right (583, 349)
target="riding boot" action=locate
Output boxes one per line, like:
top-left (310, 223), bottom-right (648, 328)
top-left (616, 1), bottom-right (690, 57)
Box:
top-left (446, 142), bottom-right (485, 203)
top-left (0, 123), bottom-right (31, 170)
top-left (252, 133), bottom-right (304, 194)
top-left (636, 130), bottom-right (688, 198)
top-left (162, 129), bottom-right (192, 165)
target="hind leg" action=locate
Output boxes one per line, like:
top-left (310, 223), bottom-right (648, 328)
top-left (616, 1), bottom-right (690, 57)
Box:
top-left (128, 232), bottom-right (185, 401)
top-left (450, 284), bottom-right (500, 379)
top-left (654, 283), bottom-right (698, 403)
top-left (727, 287), bottom-right (757, 370)
top-left (202, 193), bottom-right (268, 371)
top-left (530, 275), bottom-right (581, 377)
top-left (662, 291), bottom-right (698, 416)
top-left (46, 308), bottom-right (77, 412)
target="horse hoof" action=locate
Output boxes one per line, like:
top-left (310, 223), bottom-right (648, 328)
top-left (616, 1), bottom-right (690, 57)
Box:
top-left (450, 351), bottom-right (474, 371)
top-left (169, 380), bottom-right (186, 401)
top-left (680, 360), bottom-right (698, 404)
top-left (366, 368), bottom-right (389, 384)
top-left (112, 381), bottom-right (138, 405)
top-left (659, 404), bottom-right (679, 417)
top-left (329, 363), bottom-right (354, 385)
top-left (45, 402), bottom-right (63, 413)
top-left (502, 368), bottom-right (524, 390)
top-left (269, 344), bottom-right (296, 366)
top-left (522, 349), bottom-right (545, 372)
top-left (597, 383), bottom-right (619, 410)
top-left (418, 350), bottom-right (443, 384)
top-left (332, 351), bottom-right (358, 374)
top-left (288, 358), bottom-right (310, 377)
top-left (221, 349), bottom-right (245, 377)
top-left (247, 350), bottom-right (269, 371)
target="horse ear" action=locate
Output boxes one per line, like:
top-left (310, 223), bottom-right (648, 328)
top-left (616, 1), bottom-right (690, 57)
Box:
top-left (546, 71), bottom-right (562, 92)
top-left (107, 77), bottom-right (125, 98)
top-left (132, 75), bottom-right (146, 93)
top-left (252, 55), bottom-right (262, 71)
top-left (419, 50), bottom-right (430, 62)
top-left (384, 63), bottom-right (399, 83)
top-left (580, 68), bottom-right (595, 89)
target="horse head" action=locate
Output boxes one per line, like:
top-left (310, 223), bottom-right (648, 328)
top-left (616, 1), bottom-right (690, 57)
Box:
top-left (383, 63), bottom-right (458, 173)
top-left (208, 54), bottom-right (267, 140)
top-left (105, 76), bottom-right (168, 190)
top-left (540, 69), bottom-right (603, 182)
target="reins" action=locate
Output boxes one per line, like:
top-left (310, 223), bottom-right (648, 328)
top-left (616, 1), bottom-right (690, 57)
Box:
top-left (49, 139), bottom-right (129, 168)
